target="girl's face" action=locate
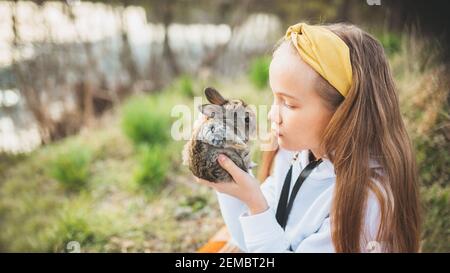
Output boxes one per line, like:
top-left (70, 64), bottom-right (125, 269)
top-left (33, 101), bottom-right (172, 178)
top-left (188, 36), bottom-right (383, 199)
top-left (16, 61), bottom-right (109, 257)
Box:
top-left (268, 42), bottom-right (335, 154)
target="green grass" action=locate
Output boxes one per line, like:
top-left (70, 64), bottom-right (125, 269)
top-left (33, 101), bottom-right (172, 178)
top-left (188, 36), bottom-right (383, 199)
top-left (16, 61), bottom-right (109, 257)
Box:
top-left (134, 144), bottom-right (169, 195)
top-left (421, 184), bottom-right (450, 252)
top-left (48, 142), bottom-right (92, 191)
top-left (0, 93), bottom-right (223, 252)
top-left (121, 96), bottom-right (171, 147)
top-left (248, 56), bottom-right (271, 90)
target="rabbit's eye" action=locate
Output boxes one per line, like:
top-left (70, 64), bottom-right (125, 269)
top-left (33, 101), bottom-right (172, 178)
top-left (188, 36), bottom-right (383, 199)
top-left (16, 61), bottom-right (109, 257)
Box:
top-left (244, 112), bottom-right (250, 123)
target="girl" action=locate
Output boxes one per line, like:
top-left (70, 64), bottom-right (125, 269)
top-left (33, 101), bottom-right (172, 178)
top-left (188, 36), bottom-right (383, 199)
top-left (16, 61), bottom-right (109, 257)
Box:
top-left (195, 22), bottom-right (421, 253)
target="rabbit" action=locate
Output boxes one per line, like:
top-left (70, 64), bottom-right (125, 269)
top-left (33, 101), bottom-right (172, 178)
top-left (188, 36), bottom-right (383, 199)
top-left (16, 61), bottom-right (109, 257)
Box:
top-left (182, 87), bottom-right (257, 183)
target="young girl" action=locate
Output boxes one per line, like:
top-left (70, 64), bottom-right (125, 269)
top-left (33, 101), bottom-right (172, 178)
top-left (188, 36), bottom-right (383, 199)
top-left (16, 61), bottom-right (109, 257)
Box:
top-left (195, 22), bottom-right (421, 253)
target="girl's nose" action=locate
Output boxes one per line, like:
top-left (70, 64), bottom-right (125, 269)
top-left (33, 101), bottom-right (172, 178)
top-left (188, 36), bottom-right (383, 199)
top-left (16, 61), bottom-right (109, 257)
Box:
top-left (268, 104), bottom-right (282, 125)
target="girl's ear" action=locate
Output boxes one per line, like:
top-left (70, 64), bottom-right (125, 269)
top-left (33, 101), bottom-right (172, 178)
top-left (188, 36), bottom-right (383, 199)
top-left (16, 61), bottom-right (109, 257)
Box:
top-left (205, 87), bottom-right (228, 105)
top-left (198, 104), bottom-right (224, 118)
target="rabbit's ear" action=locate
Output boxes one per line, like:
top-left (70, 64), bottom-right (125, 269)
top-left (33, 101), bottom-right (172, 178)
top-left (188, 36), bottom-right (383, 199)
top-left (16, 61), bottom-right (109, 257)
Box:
top-left (198, 104), bottom-right (223, 118)
top-left (204, 87), bottom-right (228, 105)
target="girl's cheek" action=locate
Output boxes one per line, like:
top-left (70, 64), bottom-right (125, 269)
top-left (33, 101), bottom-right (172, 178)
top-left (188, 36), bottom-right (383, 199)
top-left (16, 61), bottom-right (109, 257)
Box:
top-left (281, 107), bottom-right (294, 123)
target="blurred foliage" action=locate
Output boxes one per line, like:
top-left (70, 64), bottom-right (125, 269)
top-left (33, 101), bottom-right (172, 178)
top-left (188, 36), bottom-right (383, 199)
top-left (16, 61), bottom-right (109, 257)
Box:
top-left (134, 144), bottom-right (169, 194)
top-left (49, 204), bottom-right (99, 252)
top-left (0, 152), bottom-right (28, 178)
top-left (121, 96), bottom-right (171, 146)
top-left (180, 195), bottom-right (208, 213)
top-left (176, 74), bottom-right (196, 98)
top-left (248, 56), bottom-right (270, 90)
top-left (421, 185), bottom-right (450, 252)
top-left (377, 32), bottom-right (402, 56)
top-left (415, 134), bottom-right (450, 187)
top-left (48, 143), bottom-right (92, 191)
top-left (0, 100), bottom-right (223, 252)
top-left (388, 32), bottom-right (450, 252)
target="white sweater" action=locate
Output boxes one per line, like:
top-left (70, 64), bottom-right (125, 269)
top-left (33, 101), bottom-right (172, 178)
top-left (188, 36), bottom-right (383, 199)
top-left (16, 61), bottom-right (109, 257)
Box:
top-left (215, 149), bottom-right (383, 253)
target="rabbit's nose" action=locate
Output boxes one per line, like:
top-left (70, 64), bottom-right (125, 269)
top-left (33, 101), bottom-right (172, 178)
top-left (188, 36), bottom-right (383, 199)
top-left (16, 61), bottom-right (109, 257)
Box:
top-left (212, 136), bottom-right (224, 146)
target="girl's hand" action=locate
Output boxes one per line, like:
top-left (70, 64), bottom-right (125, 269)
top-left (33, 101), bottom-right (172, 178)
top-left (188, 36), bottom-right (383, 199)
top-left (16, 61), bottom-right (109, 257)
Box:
top-left (195, 154), bottom-right (268, 215)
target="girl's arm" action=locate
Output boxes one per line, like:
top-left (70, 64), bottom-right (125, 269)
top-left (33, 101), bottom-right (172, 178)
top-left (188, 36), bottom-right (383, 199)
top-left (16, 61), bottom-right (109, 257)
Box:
top-left (214, 173), bottom-right (278, 252)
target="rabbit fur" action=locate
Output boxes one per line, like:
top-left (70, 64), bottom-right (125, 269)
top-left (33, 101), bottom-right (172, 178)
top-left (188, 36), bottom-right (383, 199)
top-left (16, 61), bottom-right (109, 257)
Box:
top-left (182, 87), bottom-right (257, 182)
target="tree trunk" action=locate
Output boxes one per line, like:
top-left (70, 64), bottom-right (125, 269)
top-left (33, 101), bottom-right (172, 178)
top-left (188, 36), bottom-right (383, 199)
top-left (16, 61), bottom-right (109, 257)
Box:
top-left (162, 1), bottom-right (180, 77)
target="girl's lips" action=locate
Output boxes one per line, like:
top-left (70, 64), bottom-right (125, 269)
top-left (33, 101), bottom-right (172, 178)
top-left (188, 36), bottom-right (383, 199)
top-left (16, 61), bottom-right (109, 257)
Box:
top-left (271, 124), bottom-right (283, 136)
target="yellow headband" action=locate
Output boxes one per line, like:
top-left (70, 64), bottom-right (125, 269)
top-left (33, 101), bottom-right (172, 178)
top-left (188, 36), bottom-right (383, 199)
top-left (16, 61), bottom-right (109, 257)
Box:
top-left (284, 23), bottom-right (352, 97)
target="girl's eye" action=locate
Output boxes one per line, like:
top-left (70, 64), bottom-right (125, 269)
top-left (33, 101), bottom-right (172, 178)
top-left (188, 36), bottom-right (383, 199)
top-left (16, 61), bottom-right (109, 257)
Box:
top-left (283, 101), bottom-right (295, 109)
top-left (273, 95), bottom-right (295, 109)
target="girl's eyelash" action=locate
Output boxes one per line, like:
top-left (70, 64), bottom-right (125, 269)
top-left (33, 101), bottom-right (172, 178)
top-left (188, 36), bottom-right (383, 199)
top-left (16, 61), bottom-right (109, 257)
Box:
top-left (273, 95), bottom-right (295, 109)
top-left (283, 101), bottom-right (294, 109)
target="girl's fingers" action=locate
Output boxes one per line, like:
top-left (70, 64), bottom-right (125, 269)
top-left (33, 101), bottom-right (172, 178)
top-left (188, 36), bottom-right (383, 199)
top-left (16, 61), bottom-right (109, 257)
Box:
top-left (194, 176), bottom-right (238, 195)
top-left (195, 177), bottom-right (218, 189)
top-left (217, 154), bottom-right (247, 183)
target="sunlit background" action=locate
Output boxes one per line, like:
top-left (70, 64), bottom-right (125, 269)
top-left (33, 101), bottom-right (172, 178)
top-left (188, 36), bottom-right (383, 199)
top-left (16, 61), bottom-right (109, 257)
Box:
top-left (0, 0), bottom-right (448, 252)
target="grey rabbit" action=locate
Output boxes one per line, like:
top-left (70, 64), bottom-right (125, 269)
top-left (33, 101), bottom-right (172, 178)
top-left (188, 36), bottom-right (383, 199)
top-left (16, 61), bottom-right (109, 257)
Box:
top-left (182, 87), bottom-right (257, 182)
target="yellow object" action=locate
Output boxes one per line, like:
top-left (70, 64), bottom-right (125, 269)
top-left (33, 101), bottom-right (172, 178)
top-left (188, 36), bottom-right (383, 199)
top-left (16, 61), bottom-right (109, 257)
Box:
top-left (285, 23), bottom-right (353, 97)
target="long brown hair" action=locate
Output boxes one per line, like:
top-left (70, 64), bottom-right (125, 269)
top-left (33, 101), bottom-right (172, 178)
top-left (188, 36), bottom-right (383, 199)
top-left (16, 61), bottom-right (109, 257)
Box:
top-left (259, 23), bottom-right (421, 252)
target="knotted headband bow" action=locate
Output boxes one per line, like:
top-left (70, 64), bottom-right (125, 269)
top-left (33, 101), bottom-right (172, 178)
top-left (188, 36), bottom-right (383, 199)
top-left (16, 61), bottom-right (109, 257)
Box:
top-left (285, 23), bottom-right (353, 97)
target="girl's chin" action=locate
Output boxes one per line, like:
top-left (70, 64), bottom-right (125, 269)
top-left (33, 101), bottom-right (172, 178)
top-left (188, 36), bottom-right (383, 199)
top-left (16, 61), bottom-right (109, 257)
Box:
top-left (277, 137), bottom-right (304, 152)
top-left (277, 137), bottom-right (293, 150)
